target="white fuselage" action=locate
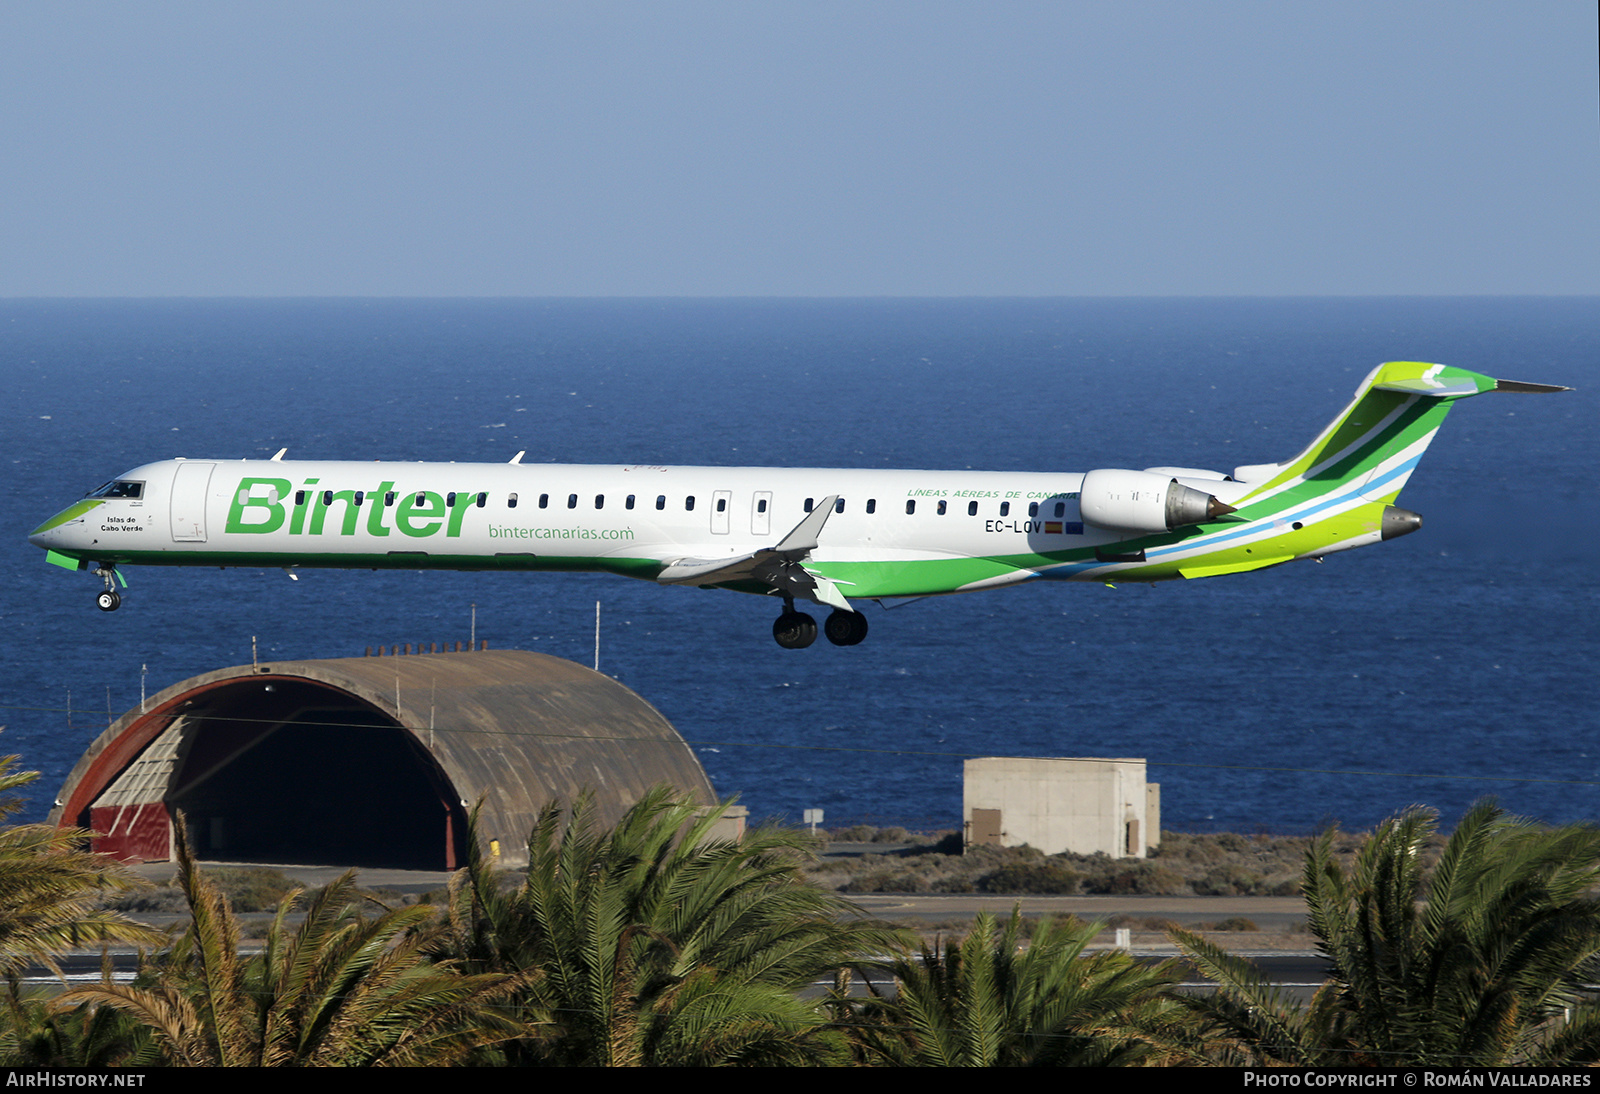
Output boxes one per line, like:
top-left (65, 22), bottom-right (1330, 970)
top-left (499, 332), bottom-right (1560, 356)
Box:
top-left (35, 457), bottom-right (1145, 596)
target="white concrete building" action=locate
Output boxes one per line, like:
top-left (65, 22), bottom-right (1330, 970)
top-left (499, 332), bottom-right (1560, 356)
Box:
top-left (963, 757), bottom-right (1159, 858)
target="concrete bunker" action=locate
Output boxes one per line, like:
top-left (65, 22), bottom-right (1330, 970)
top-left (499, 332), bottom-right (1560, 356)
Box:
top-left (50, 649), bottom-right (719, 871)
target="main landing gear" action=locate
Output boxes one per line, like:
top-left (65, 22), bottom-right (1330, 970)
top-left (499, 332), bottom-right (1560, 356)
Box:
top-left (772, 599), bottom-right (869, 649)
top-left (823, 608), bottom-right (868, 646)
top-left (94, 565), bottom-right (122, 612)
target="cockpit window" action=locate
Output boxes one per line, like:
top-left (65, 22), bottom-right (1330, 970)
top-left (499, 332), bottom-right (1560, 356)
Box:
top-left (87, 480), bottom-right (143, 500)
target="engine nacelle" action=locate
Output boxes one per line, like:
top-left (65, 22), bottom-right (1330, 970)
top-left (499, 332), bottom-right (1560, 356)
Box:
top-left (1143, 466), bottom-right (1233, 482)
top-left (1079, 469), bottom-right (1235, 534)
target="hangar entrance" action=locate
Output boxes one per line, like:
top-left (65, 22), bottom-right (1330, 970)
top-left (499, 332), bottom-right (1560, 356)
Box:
top-left (97, 678), bottom-right (466, 871)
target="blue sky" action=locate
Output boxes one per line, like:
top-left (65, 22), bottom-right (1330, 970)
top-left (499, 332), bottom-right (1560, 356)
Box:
top-left (2, 1), bottom-right (1596, 296)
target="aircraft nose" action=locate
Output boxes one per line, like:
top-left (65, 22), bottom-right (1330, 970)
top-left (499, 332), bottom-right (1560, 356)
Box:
top-left (29, 499), bottom-right (101, 549)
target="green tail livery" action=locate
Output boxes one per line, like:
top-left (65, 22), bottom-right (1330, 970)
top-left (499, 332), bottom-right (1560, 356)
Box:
top-left (29, 362), bottom-right (1566, 649)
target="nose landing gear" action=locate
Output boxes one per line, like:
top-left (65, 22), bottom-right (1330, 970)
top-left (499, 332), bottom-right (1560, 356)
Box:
top-left (93, 565), bottom-right (124, 612)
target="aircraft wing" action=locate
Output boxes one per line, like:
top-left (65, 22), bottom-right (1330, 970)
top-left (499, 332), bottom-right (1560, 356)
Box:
top-left (655, 494), bottom-right (853, 611)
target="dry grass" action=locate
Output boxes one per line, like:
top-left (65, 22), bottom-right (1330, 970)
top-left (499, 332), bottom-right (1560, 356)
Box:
top-left (808, 824), bottom-right (1448, 899)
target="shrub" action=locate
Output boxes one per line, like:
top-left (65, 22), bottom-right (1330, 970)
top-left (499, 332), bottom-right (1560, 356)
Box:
top-left (978, 861), bottom-right (1083, 895)
top-left (1081, 862), bottom-right (1187, 896)
top-left (202, 867), bottom-right (301, 912)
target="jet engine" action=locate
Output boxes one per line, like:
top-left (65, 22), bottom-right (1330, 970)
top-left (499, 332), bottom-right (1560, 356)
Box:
top-left (1078, 469), bottom-right (1235, 534)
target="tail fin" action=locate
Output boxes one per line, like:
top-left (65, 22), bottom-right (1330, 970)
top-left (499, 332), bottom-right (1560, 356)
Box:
top-left (1231, 362), bottom-right (1565, 508)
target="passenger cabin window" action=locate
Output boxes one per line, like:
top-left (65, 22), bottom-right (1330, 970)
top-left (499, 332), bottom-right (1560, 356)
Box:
top-left (415, 493), bottom-right (426, 507)
top-left (716, 497), bottom-right (726, 512)
top-left (685, 496), bottom-right (695, 511)
top-left (295, 490), bottom-right (306, 506)
top-left (626, 495), bottom-right (635, 510)
top-left (1055, 501), bottom-right (1066, 518)
top-left (447, 492), bottom-right (457, 507)
top-left (595, 495), bottom-right (604, 509)
top-left (757, 499), bottom-right (768, 513)
top-left (937, 500), bottom-right (947, 515)
top-left (1000, 501), bottom-right (1010, 516)
top-left (508, 493), bottom-right (518, 508)
top-left (1028, 502), bottom-right (1039, 517)
top-left (655, 495), bottom-right (666, 510)
top-left (567, 494), bottom-right (578, 509)
top-left (354, 491), bottom-right (364, 507)
top-left (866, 499), bottom-right (876, 514)
top-left (906, 500), bottom-right (916, 515)
top-left (968, 501), bottom-right (978, 516)
top-left (835, 498), bottom-right (845, 513)
top-left (804, 498), bottom-right (814, 513)
top-left (324, 491), bottom-right (335, 506)
top-left (539, 494), bottom-right (549, 509)
top-left (385, 492), bottom-right (396, 507)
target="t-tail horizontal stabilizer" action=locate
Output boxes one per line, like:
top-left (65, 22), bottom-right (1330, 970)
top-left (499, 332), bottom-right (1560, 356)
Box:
top-left (655, 495), bottom-right (853, 611)
top-left (1230, 362), bottom-right (1568, 503)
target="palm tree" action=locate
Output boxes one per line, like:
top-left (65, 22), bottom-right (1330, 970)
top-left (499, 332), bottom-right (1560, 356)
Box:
top-left (438, 787), bottom-right (904, 1066)
top-left (0, 756), bottom-right (163, 980)
top-left (0, 755), bottom-right (166, 1065)
top-left (854, 908), bottom-right (1196, 1067)
top-left (60, 814), bottom-right (515, 1066)
top-left (3, 971), bottom-right (159, 1067)
top-left (1176, 800), bottom-right (1600, 1067)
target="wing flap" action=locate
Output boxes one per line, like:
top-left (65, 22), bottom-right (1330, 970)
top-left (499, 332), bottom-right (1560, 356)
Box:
top-left (656, 495), bottom-right (853, 610)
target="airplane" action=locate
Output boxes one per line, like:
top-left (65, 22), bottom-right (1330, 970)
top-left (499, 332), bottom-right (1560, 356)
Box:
top-left (29, 361), bottom-right (1566, 649)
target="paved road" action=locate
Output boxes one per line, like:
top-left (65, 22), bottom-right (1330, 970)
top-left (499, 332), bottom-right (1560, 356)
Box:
top-left (31, 859), bottom-right (1327, 999)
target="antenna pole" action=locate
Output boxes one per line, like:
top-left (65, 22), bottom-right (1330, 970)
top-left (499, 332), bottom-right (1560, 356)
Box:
top-left (594, 601), bottom-right (601, 672)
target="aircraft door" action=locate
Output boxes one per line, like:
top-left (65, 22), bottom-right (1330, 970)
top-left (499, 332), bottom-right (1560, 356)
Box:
top-left (711, 490), bottom-right (732, 535)
top-left (751, 491), bottom-right (772, 536)
top-left (170, 462), bottom-right (215, 542)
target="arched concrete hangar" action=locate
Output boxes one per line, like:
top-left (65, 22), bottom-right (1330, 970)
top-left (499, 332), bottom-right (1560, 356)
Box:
top-left (49, 649), bottom-right (722, 871)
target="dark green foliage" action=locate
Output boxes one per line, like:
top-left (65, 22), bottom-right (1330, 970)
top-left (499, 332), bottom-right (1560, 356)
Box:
top-left (58, 816), bottom-right (512, 1067)
top-left (438, 787), bottom-right (906, 1066)
top-left (856, 909), bottom-right (1198, 1066)
top-left (1177, 801), bottom-right (1600, 1067)
top-left (3, 978), bottom-right (160, 1067)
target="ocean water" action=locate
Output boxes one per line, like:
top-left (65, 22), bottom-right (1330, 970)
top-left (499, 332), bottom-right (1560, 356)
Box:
top-left (1, 297), bottom-right (1596, 834)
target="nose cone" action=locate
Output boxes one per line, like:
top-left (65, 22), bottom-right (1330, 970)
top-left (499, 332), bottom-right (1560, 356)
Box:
top-left (29, 499), bottom-right (101, 548)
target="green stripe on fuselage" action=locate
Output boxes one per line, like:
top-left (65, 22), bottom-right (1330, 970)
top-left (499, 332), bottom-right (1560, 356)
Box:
top-left (38, 547), bottom-right (663, 579)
